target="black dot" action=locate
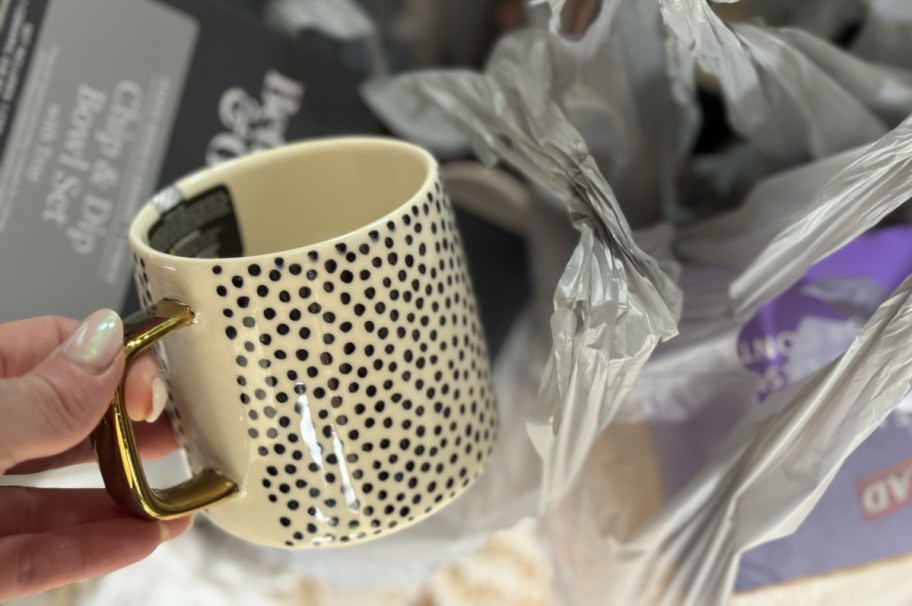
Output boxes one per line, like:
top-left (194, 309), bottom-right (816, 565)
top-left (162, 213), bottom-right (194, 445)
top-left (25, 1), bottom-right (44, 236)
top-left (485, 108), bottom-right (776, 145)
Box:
top-left (257, 285), bottom-right (269, 297)
top-left (306, 269), bottom-right (318, 280)
top-left (269, 269), bottom-right (281, 282)
top-left (237, 296), bottom-right (250, 308)
top-left (280, 517), bottom-right (291, 527)
top-left (225, 327), bottom-right (237, 339)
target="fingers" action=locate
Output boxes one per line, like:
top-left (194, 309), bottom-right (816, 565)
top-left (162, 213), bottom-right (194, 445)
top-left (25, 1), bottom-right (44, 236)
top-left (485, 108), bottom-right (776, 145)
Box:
top-left (0, 310), bottom-right (124, 473)
top-left (0, 515), bottom-right (192, 602)
top-left (5, 415), bottom-right (179, 475)
top-left (123, 352), bottom-right (163, 422)
top-left (0, 486), bottom-right (143, 534)
top-left (0, 316), bottom-right (80, 378)
top-left (0, 487), bottom-right (191, 536)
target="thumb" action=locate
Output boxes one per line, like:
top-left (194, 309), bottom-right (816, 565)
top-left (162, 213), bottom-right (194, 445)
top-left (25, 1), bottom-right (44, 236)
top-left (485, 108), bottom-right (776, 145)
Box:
top-left (0, 309), bottom-right (124, 473)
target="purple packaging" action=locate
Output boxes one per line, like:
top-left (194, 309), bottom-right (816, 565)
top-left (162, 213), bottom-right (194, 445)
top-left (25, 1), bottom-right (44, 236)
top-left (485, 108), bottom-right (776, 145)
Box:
top-left (648, 224), bottom-right (912, 590)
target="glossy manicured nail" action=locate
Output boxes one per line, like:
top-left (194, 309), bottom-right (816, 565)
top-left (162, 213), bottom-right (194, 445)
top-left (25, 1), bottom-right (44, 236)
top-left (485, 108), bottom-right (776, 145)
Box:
top-left (147, 377), bottom-right (168, 422)
top-left (60, 309), bottom-right (123, 374)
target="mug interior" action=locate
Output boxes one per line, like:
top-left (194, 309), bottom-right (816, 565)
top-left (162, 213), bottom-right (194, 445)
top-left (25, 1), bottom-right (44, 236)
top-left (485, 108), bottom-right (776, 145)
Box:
top-left (136, 138), bottom-right (432, 257)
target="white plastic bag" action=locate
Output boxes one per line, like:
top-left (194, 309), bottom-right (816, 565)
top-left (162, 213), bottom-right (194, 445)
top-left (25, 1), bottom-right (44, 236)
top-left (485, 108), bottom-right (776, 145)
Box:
top-left (394, 1), bottom-right (912, 603)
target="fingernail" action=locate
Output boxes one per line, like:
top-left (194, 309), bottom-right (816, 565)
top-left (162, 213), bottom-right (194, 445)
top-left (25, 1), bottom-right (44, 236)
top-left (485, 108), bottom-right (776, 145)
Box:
top-left (146, 377), bottom-right (168, 423)
top-left (159, 516), bottom-right (193, 542)
top-left (61, 309), bottom-right (123, 374)
top-left (158, 521), bottom-right (176, 542)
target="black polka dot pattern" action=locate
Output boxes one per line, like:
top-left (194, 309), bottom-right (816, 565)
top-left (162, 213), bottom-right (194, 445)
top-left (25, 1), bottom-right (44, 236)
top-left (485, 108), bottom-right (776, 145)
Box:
top-left (133, 179), bottom-right (498, 548)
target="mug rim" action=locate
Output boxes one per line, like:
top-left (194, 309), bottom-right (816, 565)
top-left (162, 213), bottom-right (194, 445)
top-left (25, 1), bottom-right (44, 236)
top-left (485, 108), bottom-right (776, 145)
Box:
top-left (129, 136), bottom-right (438, 266)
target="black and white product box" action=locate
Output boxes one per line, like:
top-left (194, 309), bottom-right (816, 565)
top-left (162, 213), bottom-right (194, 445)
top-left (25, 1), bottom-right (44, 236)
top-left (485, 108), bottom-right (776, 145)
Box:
top-left (0, 0), bottom-right (381, 322)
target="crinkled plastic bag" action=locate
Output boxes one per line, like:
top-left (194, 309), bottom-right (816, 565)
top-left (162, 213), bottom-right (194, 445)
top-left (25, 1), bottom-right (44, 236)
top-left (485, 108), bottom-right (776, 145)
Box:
top-left (389, 1), bottom-right (912, 604)
top-left (398, 1), bottom-right (687, 509)
top-left (670, 0), bottom-right (912, 214)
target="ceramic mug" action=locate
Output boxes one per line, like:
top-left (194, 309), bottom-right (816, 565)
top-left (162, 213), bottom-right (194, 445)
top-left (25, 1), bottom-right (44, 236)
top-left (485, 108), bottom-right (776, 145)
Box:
top-left (90, 137), bottom-right (498, 548)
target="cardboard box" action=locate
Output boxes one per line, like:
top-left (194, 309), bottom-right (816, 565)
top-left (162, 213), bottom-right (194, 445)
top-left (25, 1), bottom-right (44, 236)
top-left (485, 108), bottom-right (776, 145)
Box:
top-left (0, 0), bottom-right (380, 322)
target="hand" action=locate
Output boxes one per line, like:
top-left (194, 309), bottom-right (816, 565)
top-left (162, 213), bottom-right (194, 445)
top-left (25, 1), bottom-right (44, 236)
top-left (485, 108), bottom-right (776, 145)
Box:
top-left (0, 309), bottom-right (192, 601)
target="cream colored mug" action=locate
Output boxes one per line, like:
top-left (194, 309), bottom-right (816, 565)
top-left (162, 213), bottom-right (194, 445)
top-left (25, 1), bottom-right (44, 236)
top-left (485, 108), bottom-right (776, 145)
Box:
top-left (91, 138), bottom-right (498, 548)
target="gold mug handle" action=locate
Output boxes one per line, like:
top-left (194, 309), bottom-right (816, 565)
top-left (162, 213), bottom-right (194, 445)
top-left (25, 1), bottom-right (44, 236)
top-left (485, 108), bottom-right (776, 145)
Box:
top-left (90, 299), bottom-right (238, 520)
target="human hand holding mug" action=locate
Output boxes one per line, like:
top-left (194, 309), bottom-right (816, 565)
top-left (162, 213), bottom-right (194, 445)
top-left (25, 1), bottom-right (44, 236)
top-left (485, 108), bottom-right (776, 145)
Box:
top-left (91, 137), bottom-right (498, 548)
